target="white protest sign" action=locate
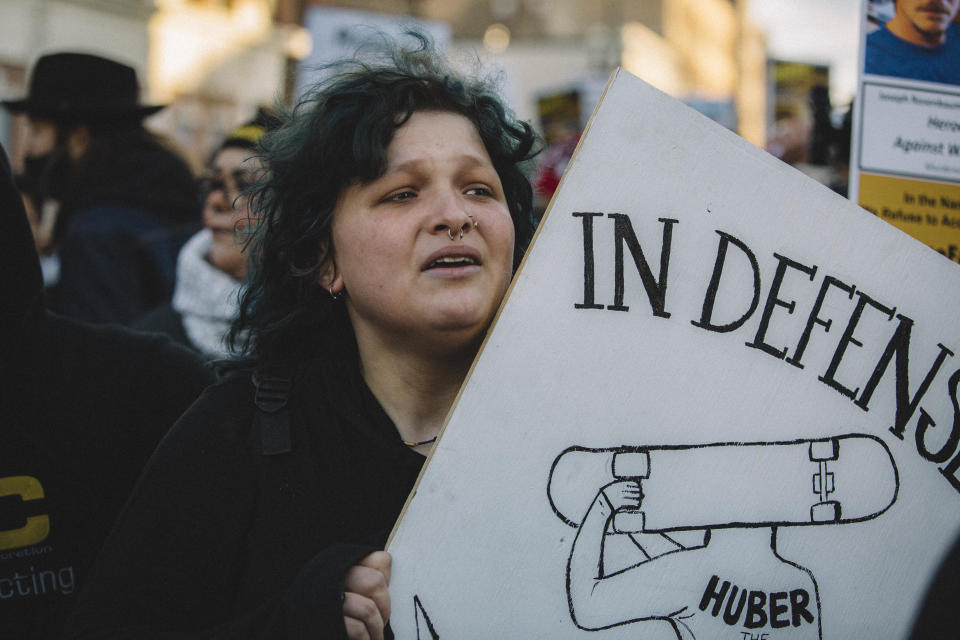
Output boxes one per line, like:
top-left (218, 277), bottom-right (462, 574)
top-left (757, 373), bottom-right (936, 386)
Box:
top-left (388, 67), bottom-right (960, 639)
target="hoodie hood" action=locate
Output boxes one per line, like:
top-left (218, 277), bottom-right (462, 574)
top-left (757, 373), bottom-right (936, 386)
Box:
top-left (1, 142), bottom-right (45, 355)
top-left (63, 135), bottom-right (200, 225)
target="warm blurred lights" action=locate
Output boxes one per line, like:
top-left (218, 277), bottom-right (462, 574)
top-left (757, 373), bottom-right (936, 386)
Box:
top-left (232, 0), bottom-right (270, 39)
top-left (148, 0), bottom-right (275, 101)
top-left (286, 27), bottom-right (313, 61)
top-left (621, 22), bottom-right (683, 97)
top-left (483, 23), bottom-right (511, 54)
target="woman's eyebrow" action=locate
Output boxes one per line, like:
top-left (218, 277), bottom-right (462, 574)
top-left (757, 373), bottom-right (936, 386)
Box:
top-left (387, 152), bottom-right (491, 175)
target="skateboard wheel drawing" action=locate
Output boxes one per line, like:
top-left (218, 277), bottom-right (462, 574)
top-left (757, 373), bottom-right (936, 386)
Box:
top-left (811, 501), bottom-right (841, 523)
top-left (809, 439), bottom-right (839, 461)
top-left (613, 451), bottom-right (651, 479)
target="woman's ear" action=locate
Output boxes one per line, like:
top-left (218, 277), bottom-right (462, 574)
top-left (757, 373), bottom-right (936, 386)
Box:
top-left (316, 258), bottom-right (343, 294)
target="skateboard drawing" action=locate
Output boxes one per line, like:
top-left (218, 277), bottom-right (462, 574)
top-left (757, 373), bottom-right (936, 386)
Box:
top-left (549, 434), bottom-right (899, 532)
top-left (548, 434), bottom-right (899, 639)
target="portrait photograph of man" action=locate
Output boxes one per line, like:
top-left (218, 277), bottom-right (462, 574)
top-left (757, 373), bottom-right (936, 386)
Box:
top-left (865, 0), bottom-right (960, 84)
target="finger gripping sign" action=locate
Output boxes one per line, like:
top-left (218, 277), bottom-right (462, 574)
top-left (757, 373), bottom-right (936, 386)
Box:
top-left (388, 68), bottom-right (960, 639)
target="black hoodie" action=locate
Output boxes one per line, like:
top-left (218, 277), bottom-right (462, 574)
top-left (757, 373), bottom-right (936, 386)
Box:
top-left (51, 134), bottom-right (202, 325)
top-left (0, 143), bottom-right (214, 638)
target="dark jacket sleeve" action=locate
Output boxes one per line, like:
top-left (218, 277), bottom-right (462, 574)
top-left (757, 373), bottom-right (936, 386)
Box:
top-left (908, 532), bottom-right (960, 640)
top-left (133, 302), bottom-right (194, 354)
top-left (65, 376), bottom-right (372, 640)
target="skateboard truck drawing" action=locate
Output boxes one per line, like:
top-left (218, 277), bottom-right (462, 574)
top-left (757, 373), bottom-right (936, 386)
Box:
top-left (548, 434), bottom-right (899, 533)
top-left (810, 439), bottom-right (839, 523)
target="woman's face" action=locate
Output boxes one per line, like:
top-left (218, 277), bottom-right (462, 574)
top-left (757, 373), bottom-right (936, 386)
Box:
top-left (327, 110), bottom-right (516, 355)
top-left (202, 147), bottom-right (257, 280)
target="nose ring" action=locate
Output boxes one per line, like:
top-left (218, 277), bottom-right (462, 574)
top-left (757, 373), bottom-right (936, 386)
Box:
top-left (445, 213), bottom-right (478, 241)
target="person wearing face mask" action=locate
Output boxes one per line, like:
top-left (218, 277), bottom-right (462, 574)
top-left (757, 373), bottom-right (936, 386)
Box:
top-left (865, 0), bottom-right (960, 83)
top-left (136, 116), bottom-right (273, 359)
top-left (67, 33), bottom-right (539, 639)
top-left (2, 52), bottom-right (201, 325)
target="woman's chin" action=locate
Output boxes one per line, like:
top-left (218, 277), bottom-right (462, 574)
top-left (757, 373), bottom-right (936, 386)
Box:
top-left (422, 304), bottom-right (498, 342)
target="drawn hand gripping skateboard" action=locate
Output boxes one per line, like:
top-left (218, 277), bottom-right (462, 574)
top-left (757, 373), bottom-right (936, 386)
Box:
top-left (548, 434), bottom-right (899, 533)
top-left (552, 435), bottom-right (897, 639)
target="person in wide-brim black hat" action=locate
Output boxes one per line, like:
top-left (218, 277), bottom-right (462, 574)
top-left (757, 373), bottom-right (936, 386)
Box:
top-left (2, 51), bottom-right (201, 326)
top-left (2, 52), bottom-right (165, 122)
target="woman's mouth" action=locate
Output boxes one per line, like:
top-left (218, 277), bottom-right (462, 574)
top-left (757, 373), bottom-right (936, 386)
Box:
top-left (426, 256), bottom-right (477, 269)
top-left (422, 248), bottom-right (483, 274)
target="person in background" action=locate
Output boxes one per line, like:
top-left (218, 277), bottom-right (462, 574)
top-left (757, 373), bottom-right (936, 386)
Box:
top-left (865, 0), bottom-right (960, 84)
top-left (2, 52), bottom-right (201, 324)
top-left (136, 114), bottom-right (275, 359)
top-left (67, 32), bottom-right (538, 639)
top-left (0, 141), bottom-right (214, 639)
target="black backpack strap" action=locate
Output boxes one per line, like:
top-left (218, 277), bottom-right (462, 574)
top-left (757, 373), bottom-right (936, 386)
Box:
top-left (252, 368), bottom-right (293, 455)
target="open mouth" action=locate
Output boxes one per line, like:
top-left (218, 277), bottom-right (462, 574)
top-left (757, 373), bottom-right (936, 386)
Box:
top-left (425, 255), bottom-right (478, 269)
top-left (422, 247), bottom-right (483, 272)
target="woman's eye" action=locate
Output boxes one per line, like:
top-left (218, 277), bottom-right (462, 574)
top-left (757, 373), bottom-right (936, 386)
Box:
top-left (466, 186), bottom-right (494, 197)
top-left (384, 190), bottom-right (416, 202)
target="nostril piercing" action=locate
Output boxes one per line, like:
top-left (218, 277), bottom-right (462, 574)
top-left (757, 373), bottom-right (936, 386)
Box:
top-left (447, 228), bottom-right (455, 241)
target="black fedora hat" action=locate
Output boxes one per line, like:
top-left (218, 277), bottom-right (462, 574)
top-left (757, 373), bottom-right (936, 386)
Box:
top-left (2, 52), bottom-right (165, 122)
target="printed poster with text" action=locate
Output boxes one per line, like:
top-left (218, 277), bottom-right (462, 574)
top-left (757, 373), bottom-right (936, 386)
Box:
top-left (852, 0), bottom-right (960, 261)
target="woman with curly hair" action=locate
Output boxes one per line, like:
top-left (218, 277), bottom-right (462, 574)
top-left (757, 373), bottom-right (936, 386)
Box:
top-left (68, 33), bottom-right (538, 639)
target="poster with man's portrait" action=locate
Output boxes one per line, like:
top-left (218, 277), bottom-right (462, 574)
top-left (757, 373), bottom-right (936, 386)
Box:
top-left (852, 0), bottom-right (960, 262)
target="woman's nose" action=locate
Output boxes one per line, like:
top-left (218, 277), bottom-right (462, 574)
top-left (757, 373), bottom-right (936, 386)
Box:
top-left (206, 188), bottom-right (231, 212)
top-left (435, 215), bottom-right (474, 241)
top-left (430, 193), bottom-right (475, 240)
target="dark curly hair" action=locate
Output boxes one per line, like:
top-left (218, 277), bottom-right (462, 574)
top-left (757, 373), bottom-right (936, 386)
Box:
top-left (229, 32), bottom-right (539, 365)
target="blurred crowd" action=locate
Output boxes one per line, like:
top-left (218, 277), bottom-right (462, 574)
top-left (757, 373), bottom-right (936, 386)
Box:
top-left (7, 53), bottom-right (276, 351)
top-left (1, 52), bottom-right (272, 637)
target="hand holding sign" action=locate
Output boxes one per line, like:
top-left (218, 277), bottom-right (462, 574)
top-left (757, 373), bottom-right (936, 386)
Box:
top-left (343, 551), bottom-right (392, 640)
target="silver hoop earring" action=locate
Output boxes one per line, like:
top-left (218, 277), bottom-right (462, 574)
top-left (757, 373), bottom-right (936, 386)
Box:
top-left (328, 287), bottom-right (341, 301)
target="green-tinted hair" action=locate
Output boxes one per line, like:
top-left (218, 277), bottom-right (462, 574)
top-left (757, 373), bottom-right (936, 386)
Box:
top-left (229, 32), bottom-right (539, 364)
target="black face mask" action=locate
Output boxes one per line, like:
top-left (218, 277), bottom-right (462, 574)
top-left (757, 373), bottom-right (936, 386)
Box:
top-left (18, 148), bottom-right (73, 204)
top-left (18, 153), bottom-right (50, 197)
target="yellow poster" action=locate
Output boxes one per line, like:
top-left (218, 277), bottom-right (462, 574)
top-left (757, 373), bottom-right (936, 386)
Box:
top-left (859, 173), bottom-right (960, 262)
